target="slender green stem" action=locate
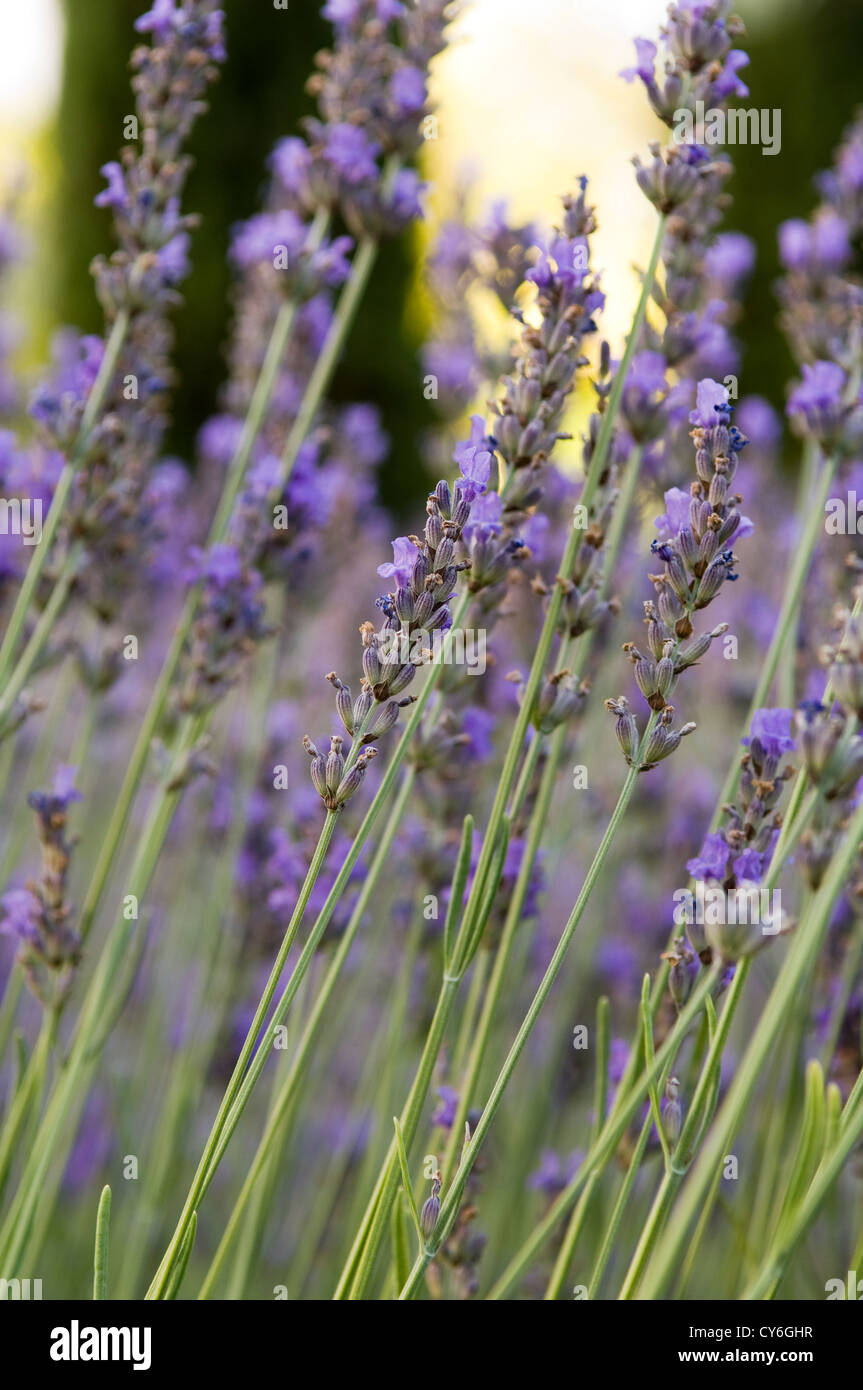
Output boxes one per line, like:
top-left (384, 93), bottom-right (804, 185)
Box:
top-left (587, 1111), bottom-right (653, 1298)
top-left (0, 1009), bottom-right (57, 1195)
top-left (439, 443), bottom-right (646, 1186)
top-left (618, 965), bottom-right (747, 1299)
top-left (274, 228), bottom-right (377, 494)
top-left (709, 452), bottom-right (837, 827)
top-left (400, 731), bottom-right (657, 1300)
top-left (196, 768), bottom-right (415, 1298)
top-left (638, 794), bottom-right (863, 1298)
top-left (0, 308), bottom-right (130, 697)
top-left (337, 976), bottom-right (461, 1299)
top-left (146, 806), bottom-right (340, 1299)
top-left (542, 996), bottom-right (611, 1299)
top-left (741, 1084), bottom-right (863, 1300)
top-left (0, 551), bottom-right (79, 731)
top-left (447, 966), bottom-right (722, 1301)
top-left (0, 714), bottom-right (204, 1272)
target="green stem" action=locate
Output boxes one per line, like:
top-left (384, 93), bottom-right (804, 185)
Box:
top-left (337, 976), bottom-right (461, 1300)
top-left (741, 1083), bottom-right (863, 1300)
top-left (542, 996), bottom-right (610, 1299)
top-left (638, 794), bottom-right (863, 1298)
top-left (0, 1009), bottom-right (57, 1195)
top-left (482, 961), bottom-right (719, 1301)
top-left (618, 964), bottom-right (748, 1299)
top-left (0, 308), bottom-right (130, 697)
top-left (145, 807), bottom-right (340, 1299)
top-left (196, 768), bottom-right (415, 1299)
top-left (0, 713), bottom-right (204, 1273)
top-left (709, 452), bottom-right (837, 827)
top-left (399, 732), bottom-right (657, 1300)
top-left (587, 1111), bottom-right (653, 1298)
top-left (0, 551), bottom-right (79, 732)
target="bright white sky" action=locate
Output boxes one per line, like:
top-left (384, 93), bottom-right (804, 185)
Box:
top-left (0, 0), bottom-right (62, 131)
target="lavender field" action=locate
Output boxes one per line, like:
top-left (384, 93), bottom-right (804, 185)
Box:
top-left (0, 0), bottom-right (862, 1315)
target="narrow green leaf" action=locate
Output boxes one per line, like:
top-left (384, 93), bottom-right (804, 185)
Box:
top-left (164, 1211), bottom-right (197, 1301)
top-left (392, 1117), bottom-right (423, 1244)
top-left (92, 1185), bottom-right (112, 1301)
top-left (443, 815), bottom-right (473, 973)
top-left (391, 1197), bottom-right (410, 1293)
top-left (591, 997), bottom-right (610, 1147)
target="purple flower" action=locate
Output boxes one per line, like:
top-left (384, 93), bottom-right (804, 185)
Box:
top-left (53, 765), bottom-right (83, 806)
top-left (620, 37), bottom-right (657, 86)
top-left (198, 414), bottom-right (244, 466)
top-left (377, 535), bottom-right (416, 586)
top-left (812, 210), bottom-right (851, 269)
top-left (423, 341), bottom-right (478, 399)
top-left (737, 396), bottom-right (781, 452)
top-left (270, 136), bottom-right (312, 196)
top-left (689, 377), bottom-right (731, 429)
top-left (528, 1149), bottom-right (584, 1196)
top-left (156, 231), bottom-right (190, 284)
top-left (386, 168), bottom-right (426, 225)
top-left (389, 65), bottom-right (426, 115)
top-left (704, 232), bottom-right (755, 287)
top-left (311, 235), bottom-right (354, 288)
top-left (134, 0), bottom-right (181, 39)
top-left (461, 707), bottom-right (495, 762)
top-left (0, 888), bottom-right (41, 946)
top-left (778, 219), bottom-right (811, 271)
top-left (456, 446), bottom-right (491, 502)
top-left (734, 849), bottom-right (764, 881)
top-left (687, 831), bottom-right (729, 882)
top-left (94, 162), bottom-right (127, 210)
top-left (323, 124), bottom-right (381, 186)
top-left (229, 209), bottom-right (306, 269)
top-left (742, 708), bottom-right (795, 759)
top-left (432, 1085), bottom-right (459, 1129)
top-left (462, 490), bottom-right (503, 545)
top-left (712, 49), bottom-right (749, 101)
top-left (787, 361), bottom-right (845, 420)
top-left (200, 543), bottom-right (242, 588)
top-left (654, 487), bottom-right (692, 542)
top-left (322, 0), bottom-right (361, 22)
top-left (454, 415), bottom-right (492, 502)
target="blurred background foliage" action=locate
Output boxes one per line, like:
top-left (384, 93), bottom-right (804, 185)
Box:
top-left (51, 0), bottom-right (425, 514)
top-left (43, 0), bottom-right (863, 511)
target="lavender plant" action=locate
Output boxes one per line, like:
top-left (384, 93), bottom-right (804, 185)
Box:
top-left (0, 0), bottom-right (862, 1318)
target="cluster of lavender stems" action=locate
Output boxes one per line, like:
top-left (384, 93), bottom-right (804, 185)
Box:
top-left (1, 0), bottom-right (863, 1305)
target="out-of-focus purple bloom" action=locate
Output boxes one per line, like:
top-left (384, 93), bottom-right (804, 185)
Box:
top-left (323, 123), bottom-right (381, 185)
top-left (0, 888), bottom-right (41, 947)
top-left (788, 360), bottom-right (845, 417)
top-left (94, 162), bottom-right (127, 210)
top-left (230, 209), bottom-right (306, 269)
top-left (389, 64), bottom-right (426, 114)
top-left (432, 1085), bottom-right (459, 1129)
top-left (743, 707), bottom-right (796, 759)
top-left (528, 1149), bottom-right (584, 1196)
top-left (461, 707), bottom-right (495, 762)
top-left (704, 232), bottom-right (755, 287)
